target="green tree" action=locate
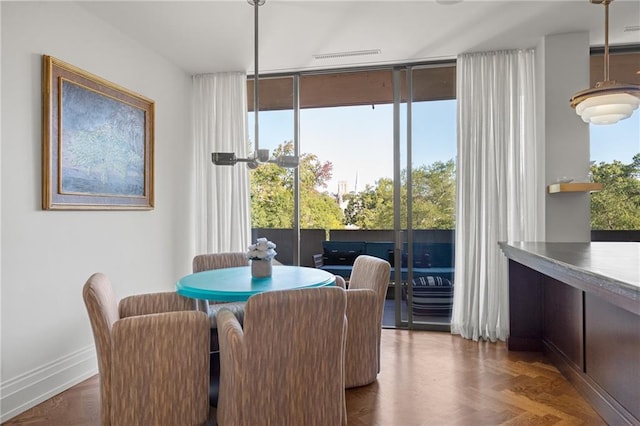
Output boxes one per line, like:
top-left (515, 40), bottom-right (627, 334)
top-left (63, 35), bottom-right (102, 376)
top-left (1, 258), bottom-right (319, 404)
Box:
top-left (412, 160), bottom-right (456, 229)
top-left (343, 181), bottom-right (394, 229)
top-left (590, 154), bottom-right (640, 230)
top-left (344, 159), bottom-right (456, 229)
top-left (250, 141), bottom-right (344, 230)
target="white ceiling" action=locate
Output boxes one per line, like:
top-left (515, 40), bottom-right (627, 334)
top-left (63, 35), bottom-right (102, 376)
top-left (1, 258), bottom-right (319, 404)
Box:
top-left (79, 0), bottom-right (640, 75)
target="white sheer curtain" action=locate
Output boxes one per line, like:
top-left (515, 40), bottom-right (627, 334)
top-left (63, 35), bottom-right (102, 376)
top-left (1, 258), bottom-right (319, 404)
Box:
top-left (192, 73), bottom-right (251, 254)
top-left (451, 49), bottom-right (544, 342)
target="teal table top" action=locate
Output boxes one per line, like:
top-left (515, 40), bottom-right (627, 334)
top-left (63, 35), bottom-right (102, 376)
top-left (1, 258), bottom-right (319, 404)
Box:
top-left (176, 265), bottom-right (336, 301)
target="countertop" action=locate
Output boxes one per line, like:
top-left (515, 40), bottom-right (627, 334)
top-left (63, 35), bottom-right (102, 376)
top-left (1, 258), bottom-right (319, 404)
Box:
top-left (499, 241), bottom-right (639, 315)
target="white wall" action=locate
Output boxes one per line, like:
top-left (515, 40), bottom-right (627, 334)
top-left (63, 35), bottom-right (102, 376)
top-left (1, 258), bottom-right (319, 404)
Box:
top-left (1, 2), bottom-right (195, 420)
top-left (539, 32), bottom-right (592, 242)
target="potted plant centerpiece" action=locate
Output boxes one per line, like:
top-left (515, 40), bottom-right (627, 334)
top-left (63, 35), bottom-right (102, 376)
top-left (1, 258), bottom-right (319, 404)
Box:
top-left (247, 237), bottom-right (277, 279)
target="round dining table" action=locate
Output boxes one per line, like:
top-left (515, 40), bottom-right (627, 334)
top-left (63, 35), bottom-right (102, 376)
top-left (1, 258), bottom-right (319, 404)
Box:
top-left (176, 265), bottom-right (336, 301)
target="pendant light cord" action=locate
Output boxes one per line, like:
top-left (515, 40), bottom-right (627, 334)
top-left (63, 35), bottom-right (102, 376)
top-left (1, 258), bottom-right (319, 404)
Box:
top-left (253, 0), bottom-right (260, 154)
top-left (603, 0), bottom-right (610, 82)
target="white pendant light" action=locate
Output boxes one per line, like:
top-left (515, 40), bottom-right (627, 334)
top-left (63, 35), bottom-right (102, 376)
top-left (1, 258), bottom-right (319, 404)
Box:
top-left (569, 0), bottom-right (640, 125)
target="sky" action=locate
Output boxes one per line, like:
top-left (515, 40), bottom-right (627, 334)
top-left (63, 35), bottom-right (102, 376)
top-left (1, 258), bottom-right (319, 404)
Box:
top-left (590, 115), bottom-right (640, 164)
top-left (252, 101), bottom-right (640, 194)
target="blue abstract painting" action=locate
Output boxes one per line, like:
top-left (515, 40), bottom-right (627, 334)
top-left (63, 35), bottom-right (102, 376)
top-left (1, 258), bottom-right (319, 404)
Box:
top-left (61, 80), bottom-right (145, 196)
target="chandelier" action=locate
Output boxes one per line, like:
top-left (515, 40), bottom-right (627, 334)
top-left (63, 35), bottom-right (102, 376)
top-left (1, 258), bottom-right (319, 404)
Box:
top-left (212, 0), bottom-right (299, 169)
top-left (569, 0), bottom-right (640, 125)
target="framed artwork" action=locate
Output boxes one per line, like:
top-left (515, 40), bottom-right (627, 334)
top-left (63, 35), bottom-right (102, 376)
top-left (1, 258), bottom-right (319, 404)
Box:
top-left (42, 55), bottom-right (154, 210)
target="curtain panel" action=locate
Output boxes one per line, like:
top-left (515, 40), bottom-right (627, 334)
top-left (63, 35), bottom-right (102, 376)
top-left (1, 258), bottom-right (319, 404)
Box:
top-left (451, 49), bottom-right (544, 342)
top-left (192, 73), bottom-right (251, 254)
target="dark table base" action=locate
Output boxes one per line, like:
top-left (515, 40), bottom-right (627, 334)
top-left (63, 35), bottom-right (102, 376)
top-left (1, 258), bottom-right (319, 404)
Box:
top-left (209, 351), bottom-right (220, 407)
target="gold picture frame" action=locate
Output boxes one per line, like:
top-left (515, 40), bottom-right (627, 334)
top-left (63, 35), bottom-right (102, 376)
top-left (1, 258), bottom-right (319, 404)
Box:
top-left (42, 55), bottom-right (154, 210)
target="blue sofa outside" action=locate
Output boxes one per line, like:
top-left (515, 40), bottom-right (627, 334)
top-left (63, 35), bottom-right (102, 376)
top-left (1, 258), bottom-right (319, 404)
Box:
top-left (319, 240), bottom-right (367, 278)
top-left (318, 240), bottom-right (454, 282)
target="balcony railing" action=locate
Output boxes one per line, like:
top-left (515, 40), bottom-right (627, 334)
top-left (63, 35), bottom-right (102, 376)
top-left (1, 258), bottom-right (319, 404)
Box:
top-left (251, 228), bottom-right (456, 267)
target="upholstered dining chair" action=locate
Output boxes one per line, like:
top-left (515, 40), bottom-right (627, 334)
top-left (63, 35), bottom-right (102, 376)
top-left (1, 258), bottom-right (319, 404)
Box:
top-left (335, 254), bottom-right (391, 388)
top-left (216, 287), bottom-right (348, 426)
top-left (82, 272), bottom-right (210, 426)
top-left (192, 252), bottom-right (249, 332)
top-left (192, 252), bottom-right (252, 408)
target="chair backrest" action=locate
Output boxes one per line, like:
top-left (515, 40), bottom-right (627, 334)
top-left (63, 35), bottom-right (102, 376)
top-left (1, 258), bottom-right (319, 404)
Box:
top-left (348, 254), bottom-right (391, 375)
top-left (217, 287), bottom-right (347, 425)
top-left (82, 272), bottom-right (120, 426)
top-left (349, 255), bottom-right (391, 322)
top-left (192, 252), bottom-right (248, 273)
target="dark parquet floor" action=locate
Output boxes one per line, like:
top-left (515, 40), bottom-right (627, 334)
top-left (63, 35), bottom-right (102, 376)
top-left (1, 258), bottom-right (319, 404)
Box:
top-left (3, 329), bottom-right (605, 426)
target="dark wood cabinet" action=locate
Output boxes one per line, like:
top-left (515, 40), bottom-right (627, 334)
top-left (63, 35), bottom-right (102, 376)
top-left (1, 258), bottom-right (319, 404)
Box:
top-left (543, 277), bottom-right (583, 371)
top-left (585, 293), bottom-right (640, 421)
top-left (500, 242), bottom-right (639, 425)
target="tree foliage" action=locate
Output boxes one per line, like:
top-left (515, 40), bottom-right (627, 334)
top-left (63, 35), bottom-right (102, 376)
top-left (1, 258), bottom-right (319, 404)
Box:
top-left (250, 141), bottom-right (344, 230)
top-left (343, 181), bottom-right (393, 229)
top-left (344, 160), bottom-right (456, 229)
top-left (590, 154), bottom-right (640, 230)
top-left (251, 142), bottom-right (640, 232)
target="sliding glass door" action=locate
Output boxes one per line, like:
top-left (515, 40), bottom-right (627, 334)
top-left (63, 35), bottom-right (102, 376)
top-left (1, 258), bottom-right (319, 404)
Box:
top-left (394, 64), bottom-right (457, 331)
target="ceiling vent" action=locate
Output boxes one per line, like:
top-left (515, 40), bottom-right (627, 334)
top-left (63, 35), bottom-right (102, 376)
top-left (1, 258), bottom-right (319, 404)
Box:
top-left (313, 49), bottom-right (381, 61)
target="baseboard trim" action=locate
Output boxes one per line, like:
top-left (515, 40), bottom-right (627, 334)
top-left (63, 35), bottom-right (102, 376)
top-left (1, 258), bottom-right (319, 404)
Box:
top-left (0, 345), bottom-right (98, 423)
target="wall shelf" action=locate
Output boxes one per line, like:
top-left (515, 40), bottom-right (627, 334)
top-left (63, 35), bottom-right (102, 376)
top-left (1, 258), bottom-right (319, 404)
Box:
top-left (547, 182), bottom-right (603, 194)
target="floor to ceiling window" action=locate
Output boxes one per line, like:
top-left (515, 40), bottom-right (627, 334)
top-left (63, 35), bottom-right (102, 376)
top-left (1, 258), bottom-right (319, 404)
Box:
top-left (588, 49), bottom-right (640, 240)
top-left (299, 69), bottom-right (395, 236)
top-left (249, 63), bottom-right (458, 331)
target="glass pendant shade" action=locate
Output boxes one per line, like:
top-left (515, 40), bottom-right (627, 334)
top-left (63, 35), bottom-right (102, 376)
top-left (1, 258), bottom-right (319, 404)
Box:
top-left (574, 91), bottom-right (640, 125)
top-left (569, 0), bottom-right (640, 125)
